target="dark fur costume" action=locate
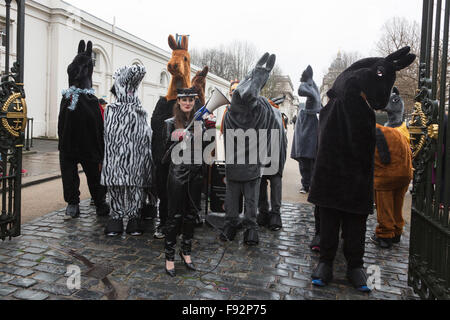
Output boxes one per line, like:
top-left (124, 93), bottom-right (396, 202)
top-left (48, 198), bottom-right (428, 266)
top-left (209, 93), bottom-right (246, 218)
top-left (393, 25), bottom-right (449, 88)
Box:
top-left (309, 47), bottom-right (416, 290)
top-left (58, 40), bottom-right (107, 213)
top-left (308, 48), bottom-right (416, 215)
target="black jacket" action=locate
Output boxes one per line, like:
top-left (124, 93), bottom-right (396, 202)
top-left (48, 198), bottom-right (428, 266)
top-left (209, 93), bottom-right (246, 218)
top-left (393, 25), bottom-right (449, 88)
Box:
top-left (58, 94), bottom-right (104, 163)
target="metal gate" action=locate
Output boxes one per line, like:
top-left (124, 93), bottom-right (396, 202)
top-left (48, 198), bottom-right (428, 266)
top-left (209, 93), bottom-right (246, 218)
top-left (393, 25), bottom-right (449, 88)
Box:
top-left (0, 0), bottom-right (26, 240)
top-left (408, 0), bottom-right (449, 300)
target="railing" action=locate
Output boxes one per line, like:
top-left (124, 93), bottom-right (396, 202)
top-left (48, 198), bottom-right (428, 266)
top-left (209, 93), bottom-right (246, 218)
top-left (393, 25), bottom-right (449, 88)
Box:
top-left (408, 0), bottom-right (449, 300)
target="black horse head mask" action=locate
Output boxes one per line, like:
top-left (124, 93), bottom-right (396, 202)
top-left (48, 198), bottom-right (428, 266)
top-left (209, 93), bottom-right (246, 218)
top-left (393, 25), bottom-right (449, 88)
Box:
top-left (330, 46), bottom-right (416, 110)
top-left (67, 40), bottom-right (94, 89)
top-left (231, 52), bottom-right (276, 109)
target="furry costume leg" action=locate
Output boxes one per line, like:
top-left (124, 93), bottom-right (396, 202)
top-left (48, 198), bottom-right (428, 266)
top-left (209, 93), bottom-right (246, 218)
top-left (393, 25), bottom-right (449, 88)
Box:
top-left (298, 158), bottom-right (314, 191)
top-left (108, 186), bottom-right (144, 220)
top-left (257, 176), bottom-right (270, 226)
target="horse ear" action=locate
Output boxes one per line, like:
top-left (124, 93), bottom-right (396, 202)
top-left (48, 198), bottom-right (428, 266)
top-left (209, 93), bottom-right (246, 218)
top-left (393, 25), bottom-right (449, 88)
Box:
top-left (86, 41), bottom-right (93, 56)
top-left (201, 66), bottom-right (209, 76)
top-left (266, 54), bottom-right (276, 72)
top-left (168, 35), bottom-right (177, 51)
top-left (386, 46), bottom-right (411, 62)
top-left (257, 53), bottom-right (270, 67)
top-left (181, 36), bottom-right (189, 50)
top-left (301, 65), bottom-right (313, 82)
top-left (78, 40), bottom-right (86, 54)
top-left (392, 86), bottom-right (400, 95)
top-left (393, 54), bottom-right (416, 71)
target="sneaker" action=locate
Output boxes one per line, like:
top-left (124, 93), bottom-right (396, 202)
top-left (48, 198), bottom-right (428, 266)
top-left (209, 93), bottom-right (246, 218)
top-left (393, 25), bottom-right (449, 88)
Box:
top-left (104, 219), bottom-right (123, 237)
top-left (370, 234), bottom-right (392, 249)
top-left (65, 204), bottom-right (80, 218)
top-left (153, 226), bottom-right (165, 239)
top-left (299, 187), bottom-right (309, 194)
top-left (126, 218), bottom-right (144, 236)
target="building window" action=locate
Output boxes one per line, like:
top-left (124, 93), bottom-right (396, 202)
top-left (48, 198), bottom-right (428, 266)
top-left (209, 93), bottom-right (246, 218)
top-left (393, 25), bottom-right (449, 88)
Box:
top-left (0, 24), bottom-right (7, 47)
top-left (92, 51), bottom-right (98, 68)
top-left (160, 72), bottom-right (168, 87)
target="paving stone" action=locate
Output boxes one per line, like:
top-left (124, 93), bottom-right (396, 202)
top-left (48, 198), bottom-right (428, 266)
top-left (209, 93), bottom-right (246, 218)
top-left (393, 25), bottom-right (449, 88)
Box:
top-left (9, 278), bottom-right (38, 289)
top-left (244, 288), bottom-right (281, 300)
top-left (0, 285), bottom-right (18, 296)
top-left (0, 266), bottom-right (34, 277)
top-left (279, 277), bottom-right (310, 288)
top-left (32, 272), bottom-right (61, 283)
top-left (35, 283), bottom-right (77, 296)
top-left (73, 289), bottom-right (104, 300)
top-left (21, 253), bottom-right (44, 261)
top-left (13, 289), bottom-right (49, 300)
top-left (13, 260), bottom-right (39, 268)
top-left (0, 274), bottom-right (15, 283)
top-left (196, 289), bottom-right (231, 300)
top-left (33, 263), bottom-right (67, 275)
top-left (128, 287), bottom-right (170, 300)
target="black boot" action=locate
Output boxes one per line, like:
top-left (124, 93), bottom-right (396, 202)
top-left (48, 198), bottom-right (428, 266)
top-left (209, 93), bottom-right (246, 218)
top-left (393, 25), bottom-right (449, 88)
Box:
top-left (310, 234), bottom-right (321, 252)
top-left (220, 224), bottom-right (237, 242)
top-left (104, 219), bottom-right (123, 236)
top-left (347, 268), bottom-right (371, 293)
top-left (243, 229), bottom-right (259, 246)
top-left (126, 217), bottom-right (144, 236)
top-left (141, 203), bottom-right (157, 220)
top-left (311, 262), bottom-right (333, 287)
top-left (268, 213), bottom-right (282, 231)
top-left (257, 211), bottom-right (270, 227)
top-left (66, 204), bottom-right (80, 218)
top-left (96, 202), bottom-right (110, 217)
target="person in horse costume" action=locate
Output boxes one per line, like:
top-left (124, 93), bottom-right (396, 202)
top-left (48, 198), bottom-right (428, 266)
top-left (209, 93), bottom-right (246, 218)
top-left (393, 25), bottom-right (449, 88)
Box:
top-left (101, 64), bottom-right (153, 236)
top-left (308, 47), bottom-right (416, 292)
top-left (257, 96), bottom-right (288, 231)
top-left (150, 35), bottom-right (205, 238)
top-left (370, 87), bottom-right (412, 249)
top-left (221, 52), bottom-right (285, 246)
top-left (58, 40), bottom-right (109, 219)
top-left (291, 66), bottom-right (322, 195)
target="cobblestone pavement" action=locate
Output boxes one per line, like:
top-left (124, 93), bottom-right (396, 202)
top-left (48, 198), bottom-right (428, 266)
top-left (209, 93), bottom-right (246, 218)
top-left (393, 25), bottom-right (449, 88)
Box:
top-left (0, 201), bottom-right (419, 300)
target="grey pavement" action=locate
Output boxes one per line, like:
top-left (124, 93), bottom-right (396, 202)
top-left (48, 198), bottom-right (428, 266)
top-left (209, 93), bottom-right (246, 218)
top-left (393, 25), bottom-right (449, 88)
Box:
top-left (0, 199), bottom-right (419, 300)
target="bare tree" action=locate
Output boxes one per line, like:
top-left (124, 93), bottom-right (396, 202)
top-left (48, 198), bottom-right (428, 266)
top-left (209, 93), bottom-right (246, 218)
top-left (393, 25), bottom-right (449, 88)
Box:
top-left (191, 40), bottom-right (258, 82)
top-left (261, 64), bottom-right (284, 99)
top-left (375, 17), bottom-right (421, 113)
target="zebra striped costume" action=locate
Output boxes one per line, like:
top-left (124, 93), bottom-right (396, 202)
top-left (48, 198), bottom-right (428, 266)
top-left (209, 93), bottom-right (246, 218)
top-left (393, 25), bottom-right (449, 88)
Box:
top-left (101, 65), bottom-right (152, 219)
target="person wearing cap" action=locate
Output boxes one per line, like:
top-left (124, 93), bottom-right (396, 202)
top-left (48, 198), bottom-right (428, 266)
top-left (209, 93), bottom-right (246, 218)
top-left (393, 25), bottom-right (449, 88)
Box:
top-left (162, 87), bottom-right (216, 277)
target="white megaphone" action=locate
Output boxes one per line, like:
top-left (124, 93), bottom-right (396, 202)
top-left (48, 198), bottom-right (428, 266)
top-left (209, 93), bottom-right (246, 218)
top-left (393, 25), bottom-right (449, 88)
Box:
top-left (184, 87), bottom-right (230, 132)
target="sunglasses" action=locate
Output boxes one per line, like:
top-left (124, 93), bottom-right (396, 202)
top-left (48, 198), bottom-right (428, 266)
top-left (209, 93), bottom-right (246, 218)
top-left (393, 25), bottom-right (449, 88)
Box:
top-left (180, 97), bottom-right (195, 102)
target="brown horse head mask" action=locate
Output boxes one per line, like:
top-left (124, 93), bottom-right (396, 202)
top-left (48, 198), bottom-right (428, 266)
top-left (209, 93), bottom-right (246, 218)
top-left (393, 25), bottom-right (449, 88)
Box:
top-left (191, 66), bottom-right (209, 105)
top-left (166, 34), bottom-right (191, 101)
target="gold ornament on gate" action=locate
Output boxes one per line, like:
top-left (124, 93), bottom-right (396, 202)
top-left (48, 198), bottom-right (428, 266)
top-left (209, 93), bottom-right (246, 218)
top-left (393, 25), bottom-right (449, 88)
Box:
top-left (1, 92), bottom-right (27, 137)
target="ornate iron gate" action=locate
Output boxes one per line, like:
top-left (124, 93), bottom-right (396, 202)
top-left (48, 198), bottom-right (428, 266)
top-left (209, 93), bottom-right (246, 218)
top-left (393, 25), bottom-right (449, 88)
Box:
top-left (0, 0), bottom-right (26, 240)
top-left (408, 0), bottom-right (449, 300)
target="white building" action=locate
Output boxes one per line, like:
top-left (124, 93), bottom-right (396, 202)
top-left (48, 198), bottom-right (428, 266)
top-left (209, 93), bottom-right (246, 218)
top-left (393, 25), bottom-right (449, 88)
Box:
top-left (0, 0), bottom-right (229, 138)
top-left (272, 75), bottom-right (299, 121)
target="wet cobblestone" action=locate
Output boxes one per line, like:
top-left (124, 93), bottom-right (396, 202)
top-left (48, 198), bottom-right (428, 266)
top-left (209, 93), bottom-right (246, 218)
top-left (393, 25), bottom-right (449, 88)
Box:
top-left (0, 200), bottom-right (419, 300)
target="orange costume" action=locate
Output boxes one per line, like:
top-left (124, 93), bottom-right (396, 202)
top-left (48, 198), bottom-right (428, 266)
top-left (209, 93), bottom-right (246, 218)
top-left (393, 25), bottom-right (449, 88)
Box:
top-left (374, 123), bottom-right (413, 239)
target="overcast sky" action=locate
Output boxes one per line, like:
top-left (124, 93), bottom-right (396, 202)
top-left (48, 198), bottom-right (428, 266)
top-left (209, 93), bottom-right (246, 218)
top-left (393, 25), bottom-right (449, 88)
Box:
top-left (65, 0), bottom-right (423, 97)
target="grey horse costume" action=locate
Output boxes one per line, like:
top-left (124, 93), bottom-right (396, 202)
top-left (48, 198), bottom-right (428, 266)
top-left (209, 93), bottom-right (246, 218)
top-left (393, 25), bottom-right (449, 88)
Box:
top-left (291, 66), bottom-right (322, 192)
top-left (221, 53), bottom-right (282, 245)
top-left (101, 65), bottom-right (153, 236)
top-left (257, 96), bottom-right (288, 231)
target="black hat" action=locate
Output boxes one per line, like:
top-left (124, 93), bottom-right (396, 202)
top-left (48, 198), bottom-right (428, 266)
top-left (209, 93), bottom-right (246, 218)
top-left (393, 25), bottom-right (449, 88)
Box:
top-left (177, 87), bottom-right (198, 98)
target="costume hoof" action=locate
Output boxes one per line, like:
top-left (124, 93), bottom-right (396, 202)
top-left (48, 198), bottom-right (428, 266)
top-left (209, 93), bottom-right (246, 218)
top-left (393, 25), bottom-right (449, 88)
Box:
top-left (269, 213), bottom-right (282, 231)
top-left (312, 279), bottom-right (326, 287)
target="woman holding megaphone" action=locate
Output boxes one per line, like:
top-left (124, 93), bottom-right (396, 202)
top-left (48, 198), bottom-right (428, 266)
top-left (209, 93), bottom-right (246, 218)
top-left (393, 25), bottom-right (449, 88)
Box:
top-left (162, 87), bottom-right (217, 277)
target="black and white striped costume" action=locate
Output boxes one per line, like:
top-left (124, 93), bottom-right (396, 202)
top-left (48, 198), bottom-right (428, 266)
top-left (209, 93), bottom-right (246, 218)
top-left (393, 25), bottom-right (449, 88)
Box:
top-left (101, 65), bottom-right (152, 219)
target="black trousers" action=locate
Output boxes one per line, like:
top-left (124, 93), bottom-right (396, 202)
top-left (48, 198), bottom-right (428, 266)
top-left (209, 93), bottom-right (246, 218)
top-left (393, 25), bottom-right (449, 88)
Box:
top-left (155, 162), bottom-right (170, 228)
top-left (59, 153), bottom-right (106, 206)
top-left (165, 170), bottom-right (203, 261)
top-left (258, 174), bottom-right (282, 215)
top-left (225, 178), bottom-right (260, 230)
top-left (298, 158), bottom-right (315, 191)
top-left (319, 206), bottom-right (368, 269)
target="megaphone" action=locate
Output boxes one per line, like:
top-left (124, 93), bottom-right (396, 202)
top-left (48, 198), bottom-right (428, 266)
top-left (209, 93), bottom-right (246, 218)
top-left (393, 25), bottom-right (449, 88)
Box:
top-left (185, 87), bottom-right (230, 132)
